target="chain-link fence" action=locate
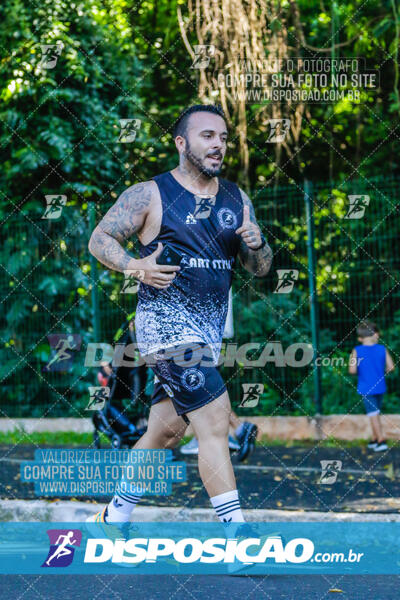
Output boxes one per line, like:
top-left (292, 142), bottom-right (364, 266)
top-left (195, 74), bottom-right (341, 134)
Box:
top-left (2, 175), bottom-right (399, 418)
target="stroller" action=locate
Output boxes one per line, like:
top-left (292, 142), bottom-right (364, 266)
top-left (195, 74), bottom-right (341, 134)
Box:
top-left (92, 311), bottom-right (150, 449)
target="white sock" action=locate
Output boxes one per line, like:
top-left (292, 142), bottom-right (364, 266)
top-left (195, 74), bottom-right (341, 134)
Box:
top-left (106, 492), bottom-right (142, 523)
top-left (210, 489), bottom-right (245, 523)
top-left (106, 475), bottom-right (143, 522)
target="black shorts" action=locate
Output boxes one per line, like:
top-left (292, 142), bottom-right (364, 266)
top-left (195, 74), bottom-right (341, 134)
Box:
top-left (149, 343), bottom-right (226, 420)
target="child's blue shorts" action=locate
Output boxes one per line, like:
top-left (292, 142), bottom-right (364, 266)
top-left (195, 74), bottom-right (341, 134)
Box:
top-left (362, 393), bottom-right (384, 416)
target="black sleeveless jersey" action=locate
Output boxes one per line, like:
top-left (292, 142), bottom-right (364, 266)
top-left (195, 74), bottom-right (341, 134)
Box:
top-left (134, 171), bottom-right (243, 361)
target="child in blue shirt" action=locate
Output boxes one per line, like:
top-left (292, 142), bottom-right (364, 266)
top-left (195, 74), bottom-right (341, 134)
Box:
top-left (349, 321), bottom-right (395, 452)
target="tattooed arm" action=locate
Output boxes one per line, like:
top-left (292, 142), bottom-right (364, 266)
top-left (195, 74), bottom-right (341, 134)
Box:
top-left (88, 182), bottom-right (153, 272)
top-left (235, 188), bottom-right (273, 277)
top-left (88, 181), bottom-right (180, 289)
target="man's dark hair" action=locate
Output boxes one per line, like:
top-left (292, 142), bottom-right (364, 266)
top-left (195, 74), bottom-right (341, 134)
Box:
top-left (357, 320), bottom-right (379, 338)
top-left (172, 104), bottom-right (227, 139)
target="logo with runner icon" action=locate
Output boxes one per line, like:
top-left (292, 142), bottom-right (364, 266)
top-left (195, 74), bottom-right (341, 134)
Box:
top-left (239, 383), bottom-right (264, 408)
top-left (42, 529), bottom-right (82, 568)
top-left (344, 195), bottom-right (370, 219)
top-left (42, 195), bottom-right (67, 220)
top-left (181, 368), bottom-right (205, 391)
top-left (186, 195), bottom-right (216, 224)
top-left (217, 208), bottom-right (237, 229)
top-left (274, 269), bottom-right (299, 294)
top-left (43, 334), bottom-right (82, 372)
top-left (319, 460), bottom-right (342, 484)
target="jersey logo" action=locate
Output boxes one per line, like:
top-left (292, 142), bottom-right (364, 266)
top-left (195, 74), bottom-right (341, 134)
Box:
top-left (217, 208), bottom-right (237, 229)
top-left (181, 368), bottom-right (205, 391)
top-left (186, 195), bottom-right (216, 224)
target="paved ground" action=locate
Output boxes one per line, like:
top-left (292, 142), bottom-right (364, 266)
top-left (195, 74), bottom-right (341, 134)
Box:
top-left (1, 444), bottom-right (399, 513)
top-left (1, 443), bottom-right (399, 597)
top-left (0, 574), bottom-right (399, 600)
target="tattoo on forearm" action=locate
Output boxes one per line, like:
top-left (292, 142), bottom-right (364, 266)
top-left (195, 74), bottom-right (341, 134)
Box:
top-left (89, 229), bottom-right (134, 272)
top-left (88, 181), bottom-right (152, 272)
top-left (238, 189), bottom-right (273, 276)
top-left (243, 242), bottom-right (273, 276)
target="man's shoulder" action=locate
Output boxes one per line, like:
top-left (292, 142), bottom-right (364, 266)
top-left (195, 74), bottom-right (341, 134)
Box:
top-left (218, 177), bottom-right (243, 199)
top-left (124, 179), bottom-right (158, 193)
top-left (218, 175), bottom-right (239, 188)
top-left (120, 179), bottom-right (161, 204)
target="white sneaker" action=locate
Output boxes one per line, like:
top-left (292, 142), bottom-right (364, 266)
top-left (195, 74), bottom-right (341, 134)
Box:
top-left (180, 435), bottom-right (240, 455)
top-left (374, 441), bottom-right (388, 452)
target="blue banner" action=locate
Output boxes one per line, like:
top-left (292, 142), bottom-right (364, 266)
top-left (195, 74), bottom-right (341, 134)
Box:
top-left (0, 522), bottom-right (399, 574)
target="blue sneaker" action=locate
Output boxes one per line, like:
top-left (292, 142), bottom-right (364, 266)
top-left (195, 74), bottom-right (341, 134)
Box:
top-left (236, 422), bottom-right (258, 462)
top-left (228, 434), bottom-right (240, 451)
top-left (225, 523), bottom-right (284, 575)
top-left (85, 507), bottom-right (137, 541)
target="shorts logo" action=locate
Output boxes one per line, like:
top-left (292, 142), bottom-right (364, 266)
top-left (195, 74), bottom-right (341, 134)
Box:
top-left (217, 208), bottom-right (237, 229)
top-left (161, 383), bottom-right (174, 398)
top-left (181, 368), bottom-right (205, 391)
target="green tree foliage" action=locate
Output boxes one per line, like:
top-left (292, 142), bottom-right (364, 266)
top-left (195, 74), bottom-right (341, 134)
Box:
top-left (0, 0), bottom-right (148, 414)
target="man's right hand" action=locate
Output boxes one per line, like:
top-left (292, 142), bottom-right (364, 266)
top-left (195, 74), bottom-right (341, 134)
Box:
top-left (128, 243), bottom-right (180, 290)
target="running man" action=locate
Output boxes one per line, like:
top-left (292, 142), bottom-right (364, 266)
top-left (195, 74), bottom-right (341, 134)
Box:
top-left (45, 531), bottom-right (77, 566)
top-left (87, 104), bottom-right (272, 529)
top-left (44, 334), bottom-right (77, 371)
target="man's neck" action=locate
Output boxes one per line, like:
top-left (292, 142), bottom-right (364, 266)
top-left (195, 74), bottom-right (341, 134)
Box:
top-left (172, 163), bottom-right (218, 195)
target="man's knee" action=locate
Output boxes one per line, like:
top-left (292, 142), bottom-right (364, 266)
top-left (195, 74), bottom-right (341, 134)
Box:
top-left (161, 426), bottom-right (186, 448)
top-left (191, 397), bottom-right (231, 440)
top-left (200, 418), bottom-right (229, 440)
top-left (146, 418), bottom-right (187, 448)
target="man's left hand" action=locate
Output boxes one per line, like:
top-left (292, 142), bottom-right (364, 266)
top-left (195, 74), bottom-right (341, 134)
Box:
top-left (235, 205), bottom-right (262, 250)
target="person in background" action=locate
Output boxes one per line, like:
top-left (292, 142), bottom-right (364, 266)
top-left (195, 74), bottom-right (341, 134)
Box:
top-left (349, 320), bottom-right (395, 452)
